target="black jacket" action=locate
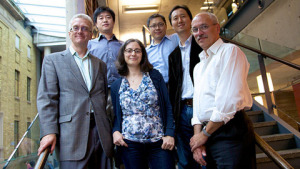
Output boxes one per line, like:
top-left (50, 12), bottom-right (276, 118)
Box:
top-left (168, 36), bottom-right (202, 131)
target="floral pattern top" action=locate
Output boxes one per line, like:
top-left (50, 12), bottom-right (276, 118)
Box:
top-left (119, 72), bottom-right (164, 143)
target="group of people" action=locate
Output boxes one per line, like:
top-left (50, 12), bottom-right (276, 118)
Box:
top-left (37, 4), bottom-right (256, 169)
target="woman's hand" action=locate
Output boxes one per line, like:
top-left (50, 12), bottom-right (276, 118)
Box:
top-left (161, 136), bottom-right (175, 150)
top-left (113, 131), bottom-right (128, 147)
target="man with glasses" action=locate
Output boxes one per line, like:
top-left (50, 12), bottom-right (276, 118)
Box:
top-left (146, 14), bottom-right (178, 83)
top-left (168, 5), bottom-right (202, 169)
top-left (88, 6), bottom-right (123, 125)
top-left (190, 12), bottom-right (256, 168)
top-left (37, 14), bottom-right (113, 169)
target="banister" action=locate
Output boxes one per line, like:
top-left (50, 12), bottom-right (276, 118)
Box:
top-left (221, 37), bottom-right (300, 70)
top-left (254, 132), bottom-right (294, 169)
top-left (34, 147), bottom-right (51, 169)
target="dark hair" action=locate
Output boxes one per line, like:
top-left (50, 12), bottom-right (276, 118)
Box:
top-left (93, 6), bottom-right (115, 23)
top-left (168, 5), bottom-right (193, 26)
top-left (116, 39), bottom-right (153, 76)
top-left (147, 14), bottom-right (167, 28)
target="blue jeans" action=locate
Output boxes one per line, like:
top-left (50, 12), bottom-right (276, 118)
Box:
top-left (176, 105), bottom-right (201, 169)
top-left (120, 139), bottom-right (175, 169)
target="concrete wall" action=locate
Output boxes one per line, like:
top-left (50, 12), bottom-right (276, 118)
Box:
top-left (241, 0), bottom-right (300, 50)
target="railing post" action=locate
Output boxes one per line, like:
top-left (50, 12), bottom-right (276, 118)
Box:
top-left (258, 54), bottom-right (274, 114)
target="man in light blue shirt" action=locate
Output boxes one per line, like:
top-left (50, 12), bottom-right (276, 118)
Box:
top-left (88, 7), bottom-right (123, 128)
top-left (146, 14), bottom-right (178, 83)
top-left (88, 6), bottom-right (122, 87)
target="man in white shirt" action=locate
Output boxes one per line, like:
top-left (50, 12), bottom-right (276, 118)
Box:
top-left (190, 12), bottom-right (256, 168)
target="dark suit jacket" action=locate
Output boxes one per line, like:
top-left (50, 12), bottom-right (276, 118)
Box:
top-left (37, 49), bottom-right (113, 161)
top-left (168, 36), bottom-right (202, 130)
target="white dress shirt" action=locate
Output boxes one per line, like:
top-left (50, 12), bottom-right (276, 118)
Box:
top-left (192, 38), bottom-right (252, 125)
top-left (180, 35), bottom-right (194, 100)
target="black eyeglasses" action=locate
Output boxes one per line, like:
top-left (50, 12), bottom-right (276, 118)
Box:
top-left (124, 48), bottom-right (142, 54)
top-left (149, 22), bottom-right (165, 29)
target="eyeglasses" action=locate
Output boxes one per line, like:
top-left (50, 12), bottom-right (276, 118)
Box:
top-left (125, 48), bottom-right (142, 54)
top-left (191, 24), bottom-right (217, 33)
top-left (149, 22), bottom-right (165, 29)
top-left (70, 26), bottom-right (91, 32)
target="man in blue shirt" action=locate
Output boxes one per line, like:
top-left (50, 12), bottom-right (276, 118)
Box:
top-left (88, 6), bottom-right (123, 125)
top-left (146, 14), bottom-right (178, 83)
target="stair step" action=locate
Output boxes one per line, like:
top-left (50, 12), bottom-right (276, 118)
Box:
top-left (260, 133), bottom-right (294, 141)
top-left (247, 110), bottom-right (265, 122)
top-left (247, 110), bottom-right (263, 116)
top-left (256, 148), bottom-right (300, 163)
top-left (256, 133), bottom-right (296, 153)
top-left (253, 121), bottom-right (279, 136)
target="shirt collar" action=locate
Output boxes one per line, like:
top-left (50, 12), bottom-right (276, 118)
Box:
top-left (199, 38), bottom-right (223, 60)
top-left (98, 34), bottom-right (118, 41)
top-left (149, 35), bottom-right (169, 48)
top-left (69, 46), bottom-right (90, 60)
top-left (179, 35), bottom-right (192, 48)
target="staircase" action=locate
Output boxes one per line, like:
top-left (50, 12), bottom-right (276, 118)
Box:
top-left (247, 102), bottom-right (300, 169)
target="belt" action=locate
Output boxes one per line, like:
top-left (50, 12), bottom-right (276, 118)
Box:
top-left (182, 99), bottom-right (193, 107)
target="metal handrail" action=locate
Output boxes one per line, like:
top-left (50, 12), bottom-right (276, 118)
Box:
top-left (255, 132), bottom-right (294, 169)
top-left (3, 113), bottom-right (39, 169)
top-left (34, 147), bottom-right (50, 169)
top-left (221, 37), bottom-right (300, 70)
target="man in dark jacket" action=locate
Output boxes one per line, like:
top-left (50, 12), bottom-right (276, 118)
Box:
top-left (168, 5), bottom-right (202, 169)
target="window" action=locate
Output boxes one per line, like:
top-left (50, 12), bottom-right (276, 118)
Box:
top-left (15, 35), bottom-right (20, 50)
top-left (27, 122), bottom-right (31, 139)
top-left (15, 70), bottom-right (20, 97)
top-left (27, 77), bottom-right (31, 101)
top-left (27, 46), bottom-right (31, 58)
top-left (14, 120), bottom-right (19, 157)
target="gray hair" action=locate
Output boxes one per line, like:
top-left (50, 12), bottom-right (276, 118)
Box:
top-left (195, 12), bottom-right (219, 24)
top-left (68, 13), bottom-right (93, 31)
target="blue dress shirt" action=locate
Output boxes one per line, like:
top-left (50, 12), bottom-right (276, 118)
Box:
top-left (88, 34), bottom-right (123, 87)
top-left (146, 34), bottom-right (178, 83)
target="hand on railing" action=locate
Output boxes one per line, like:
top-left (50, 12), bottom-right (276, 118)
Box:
top-left (34, 146), bottom-right (51, 169)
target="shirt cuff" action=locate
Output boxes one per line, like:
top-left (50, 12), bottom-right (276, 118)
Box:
top-left (210, 108), bottom-right (236, 124)
top-left (191, 116), bottom-right (201, 126)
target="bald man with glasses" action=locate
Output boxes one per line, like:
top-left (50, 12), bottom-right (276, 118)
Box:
top-left (190, 12), bottom-right (256, 169)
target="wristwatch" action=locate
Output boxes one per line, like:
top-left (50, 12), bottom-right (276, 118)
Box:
top-left (202, 126), bottom-right (211, 137)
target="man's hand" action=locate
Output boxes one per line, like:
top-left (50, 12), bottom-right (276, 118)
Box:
top-left (190, 132), bottom-right (208, 152)
top-left (161, 136), bottom-right (175, 150)
top-left (193, 146), bottom-right (207, 166)
top-left (38, 134), bottom-right (56, 155)
top-left (113, 131), bottom-right (128, 147)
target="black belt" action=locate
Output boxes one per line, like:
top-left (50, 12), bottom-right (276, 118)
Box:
top-left (182, 99), bottom-right (193, 107)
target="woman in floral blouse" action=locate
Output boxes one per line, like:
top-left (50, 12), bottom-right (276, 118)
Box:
top-left (111, 39), bottom-right (175, 169)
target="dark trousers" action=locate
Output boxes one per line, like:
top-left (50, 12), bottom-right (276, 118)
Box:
top-left (205, 110), bottom-right (256, 169)
top-left (120, 139), bottom-right (175, 169)
top-left (176, 105), bottom-right (201, 169)
top-left (60, 117), bottom-right (112, 169)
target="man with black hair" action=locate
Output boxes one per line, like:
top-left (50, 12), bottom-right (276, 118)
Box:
top-left (146, 13), bottom-right (178, 84)
top-left (88, 6), bottom-right (123, 123)
top-left (168, 5), bottom-right (202, 169)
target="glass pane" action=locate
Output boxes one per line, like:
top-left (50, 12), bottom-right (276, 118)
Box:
top-left (0, 116), bottom-right (59, 169)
